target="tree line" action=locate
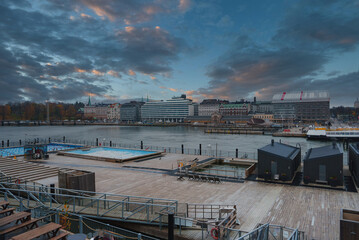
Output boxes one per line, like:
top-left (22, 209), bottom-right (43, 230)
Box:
top-left (0, 102), bottom-right (84, 121)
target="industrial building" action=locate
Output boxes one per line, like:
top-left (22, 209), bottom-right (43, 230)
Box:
top-left (349, 143), bottom-right (359, 187)
top-left (303, 143), bottom-right (343, 186)
top-left (141, 95), bottom-right (195, 122)
top-left (272, 91), bottom-right (330, 123)
top-left (250, 97), bottom-right (273, 113)
top-left (120, 101), bottom-right (144, 122)
top-left (257, 140), bottom-right (301, 181)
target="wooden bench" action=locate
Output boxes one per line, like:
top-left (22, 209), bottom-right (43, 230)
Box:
top-left (0, 208), bottom-right (15, 217)
top-left (50, 231), bottom-right (69, 240)
top-left (10, 222), bottom-right (62, 240)
top-left (0, 201), bottom-right (9, 210)
top-left (188, 174), bottom-right (194, 180)
top-left (0, 218), bottom-right (39, 237)
top-left (200, 176), bottom-right (208, 182)
top-left (0, 212), bottom-right (31, 228)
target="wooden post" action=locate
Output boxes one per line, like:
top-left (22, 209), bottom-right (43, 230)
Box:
top-left (168, 213), bottom-right (174, 240)
top-left (236, 148), bottom-right (238, 158)
top-left (141, 141), bottom-right (143, 149)
top-left (199, 144), bottom-right (202, 155)
top-left (182, 144), bottom-right (184, 154)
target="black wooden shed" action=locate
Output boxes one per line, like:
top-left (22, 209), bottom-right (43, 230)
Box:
top-left (303, 143), bottom-right (343, 186)
top-left (349, 143), bottom-right (359, 187)
top-left (258, 140), bottom-right (301, 181)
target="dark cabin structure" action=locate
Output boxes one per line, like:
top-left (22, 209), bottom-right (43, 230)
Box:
top-left (24, 144), bottom-right (49, 160)
top-left (349, 143), bottom-right (359, 187)
top-left (258, 140), bottom-right (301, 181)
top-left (303, 143), bottom-right (343, 186)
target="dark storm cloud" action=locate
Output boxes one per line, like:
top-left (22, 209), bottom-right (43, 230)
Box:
top-left (201, 0), bottom-right (359, 104)
top-left (116, 27), bottom-right (188, 75)
top-left (0, 0), bottom-right (188, 103)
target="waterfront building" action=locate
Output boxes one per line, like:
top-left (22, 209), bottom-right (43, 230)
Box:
top-left (355, 98), bottom-right (359, 109)
top-left (83, 97), bottom-right (109, 120)
top-left (250, 97), bottom-right (273, 113)
top-left (349, 143), bottom-right (359, 187)
top-left (107, 103), bottom-right (121, 120)
top-left (120, 101), bottom-right (144, 122)
top-left (303, 143), bottom-right (343, 186)
top-left (219, 102), bottom-right (250, 116)
top-left (257, 140), bottom-right (301, 181)
top-left (253, 113), bottom-right (274, 121)
top-left (141, 95), bottom-right (195, 122)
top-left (198, 99), bottom-right (229, 116)
top-left (272, 90), bottom-right (330, 123)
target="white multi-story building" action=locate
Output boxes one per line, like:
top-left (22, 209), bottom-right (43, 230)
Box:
top-left (141, 95), bottom-right (195, 122)
top-left (107, 103), bottom-right (121, 120)
top-left (198, 99), bottom-right (229, 116)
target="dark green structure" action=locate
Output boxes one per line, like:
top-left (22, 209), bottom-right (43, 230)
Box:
top-left (258, 140), bottom-right (301, 181)
top-left (349, 143), bottom-right (359, 187)
top-left (303, 143), bottom-right (343, 186)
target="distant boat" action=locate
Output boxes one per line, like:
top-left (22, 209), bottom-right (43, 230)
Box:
top-left (307, 127), bottom-right (359, 140)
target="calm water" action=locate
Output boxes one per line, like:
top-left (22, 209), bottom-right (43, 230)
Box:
top-left (0, 125), bottom-right (331, 156)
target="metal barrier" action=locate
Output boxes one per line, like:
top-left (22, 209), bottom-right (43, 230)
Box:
top-left (238, 223), bottom-right (306, 240)
top-left (31, 207), bottom-right (159, 240)
top-left (0, 181), bottom-right (177, 226)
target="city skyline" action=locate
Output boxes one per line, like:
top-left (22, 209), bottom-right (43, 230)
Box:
top-left (0, 0), bottom-right (359, 106)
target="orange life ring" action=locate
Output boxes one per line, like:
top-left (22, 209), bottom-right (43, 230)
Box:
top-left (211, 227), bottom-right (219, 239)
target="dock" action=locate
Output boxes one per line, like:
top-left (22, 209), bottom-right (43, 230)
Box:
top-left (9, 152), bottom-right (357, 240)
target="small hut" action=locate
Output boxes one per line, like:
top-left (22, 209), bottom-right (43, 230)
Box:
top-left (303, 143), bottom-right (343, 186)
top-left (258, 140), bottom-right (301, 181)
top-left (349, 143), bottom-right (359, 187)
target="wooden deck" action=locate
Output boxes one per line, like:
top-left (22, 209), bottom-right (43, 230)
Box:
top-left (17, 153), bottom-right (359, 239)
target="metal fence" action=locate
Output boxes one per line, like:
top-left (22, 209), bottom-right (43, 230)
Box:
top-left (0, 137), bottom-right (258, 160)
top-left (238, 223), bottom-right (306, 240)
top-left (31, 207), bottom-right (160, 240)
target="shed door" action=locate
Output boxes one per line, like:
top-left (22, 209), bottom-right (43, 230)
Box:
top-left (319, 165), bottom-right (326, 181)
top-left (271, 161), bottom-right (277, 178)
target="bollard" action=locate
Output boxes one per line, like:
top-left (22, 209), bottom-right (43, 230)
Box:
top-left (1, 141), bottom-right (3, 147)
top-left (7, 140), bottom-right (9, 147)
top-left (62, 136), bottom-right (65, 143)
top-left (182, 144), bottom-right (184, 154)
top-left (110, 141), bottom-right (112, 147)
top-left (49, 138), bottom-right (51, 143)
top-left (168, 213), bottom-right (174, 240)
top-left (96, 138), bottom-right (99, 146)
top-left (199, 144), bottom-right (202, 155)
top-left (19, 140), bottom-right (21, 146)
top-left (141, 141), bottom-right (143, 149)
top-left (236, 148), bottom-right (238, 158)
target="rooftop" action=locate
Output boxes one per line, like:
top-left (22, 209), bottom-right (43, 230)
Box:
top-left (259, 142), bottom-right (300, 159)
top-left (272, 90), bottom-right (330, 103)
top-left (305, 144), bottom-right (342, 160)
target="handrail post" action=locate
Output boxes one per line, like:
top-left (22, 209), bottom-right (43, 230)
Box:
top-left (79, 215), bottom-right (83, 234)
top-left (137, 233), bottom-right (142, 240)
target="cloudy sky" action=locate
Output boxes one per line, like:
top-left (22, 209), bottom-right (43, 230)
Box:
top-left (0, 0), bottom-right (358, 106)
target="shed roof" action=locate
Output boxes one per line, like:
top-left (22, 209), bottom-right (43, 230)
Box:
top-left (304, 144), bottom-right (342, 160)
top-left (259, 142), bottom-right (300, 159)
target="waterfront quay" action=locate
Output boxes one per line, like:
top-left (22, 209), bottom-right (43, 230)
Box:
top-left (11, 148), bottom-right (359, 240)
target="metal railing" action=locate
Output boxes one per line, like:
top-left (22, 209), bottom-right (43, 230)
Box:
top-left (31, 207), bottom-right (160, 240)
top-left (0, 137), bottom-right (258, 160)
top-left (0, 181), bottom-right (177, 226)
top-left (238, 223), bottom-right (306, 240)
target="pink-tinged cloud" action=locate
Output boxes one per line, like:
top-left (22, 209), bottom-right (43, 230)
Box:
top-left (75, 67), bottom-right (87, 73)
top-left (178, 0), bottom-right (191, 12)
top-left (107, 70), bottom-right (120, 77)
top-left (80, 13), bottom-right (92, 19)
top-left (128, 69), bottom-right (136, 76)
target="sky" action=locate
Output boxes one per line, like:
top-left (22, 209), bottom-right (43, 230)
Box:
top-left (0, 0), bottom-right (358, 106)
